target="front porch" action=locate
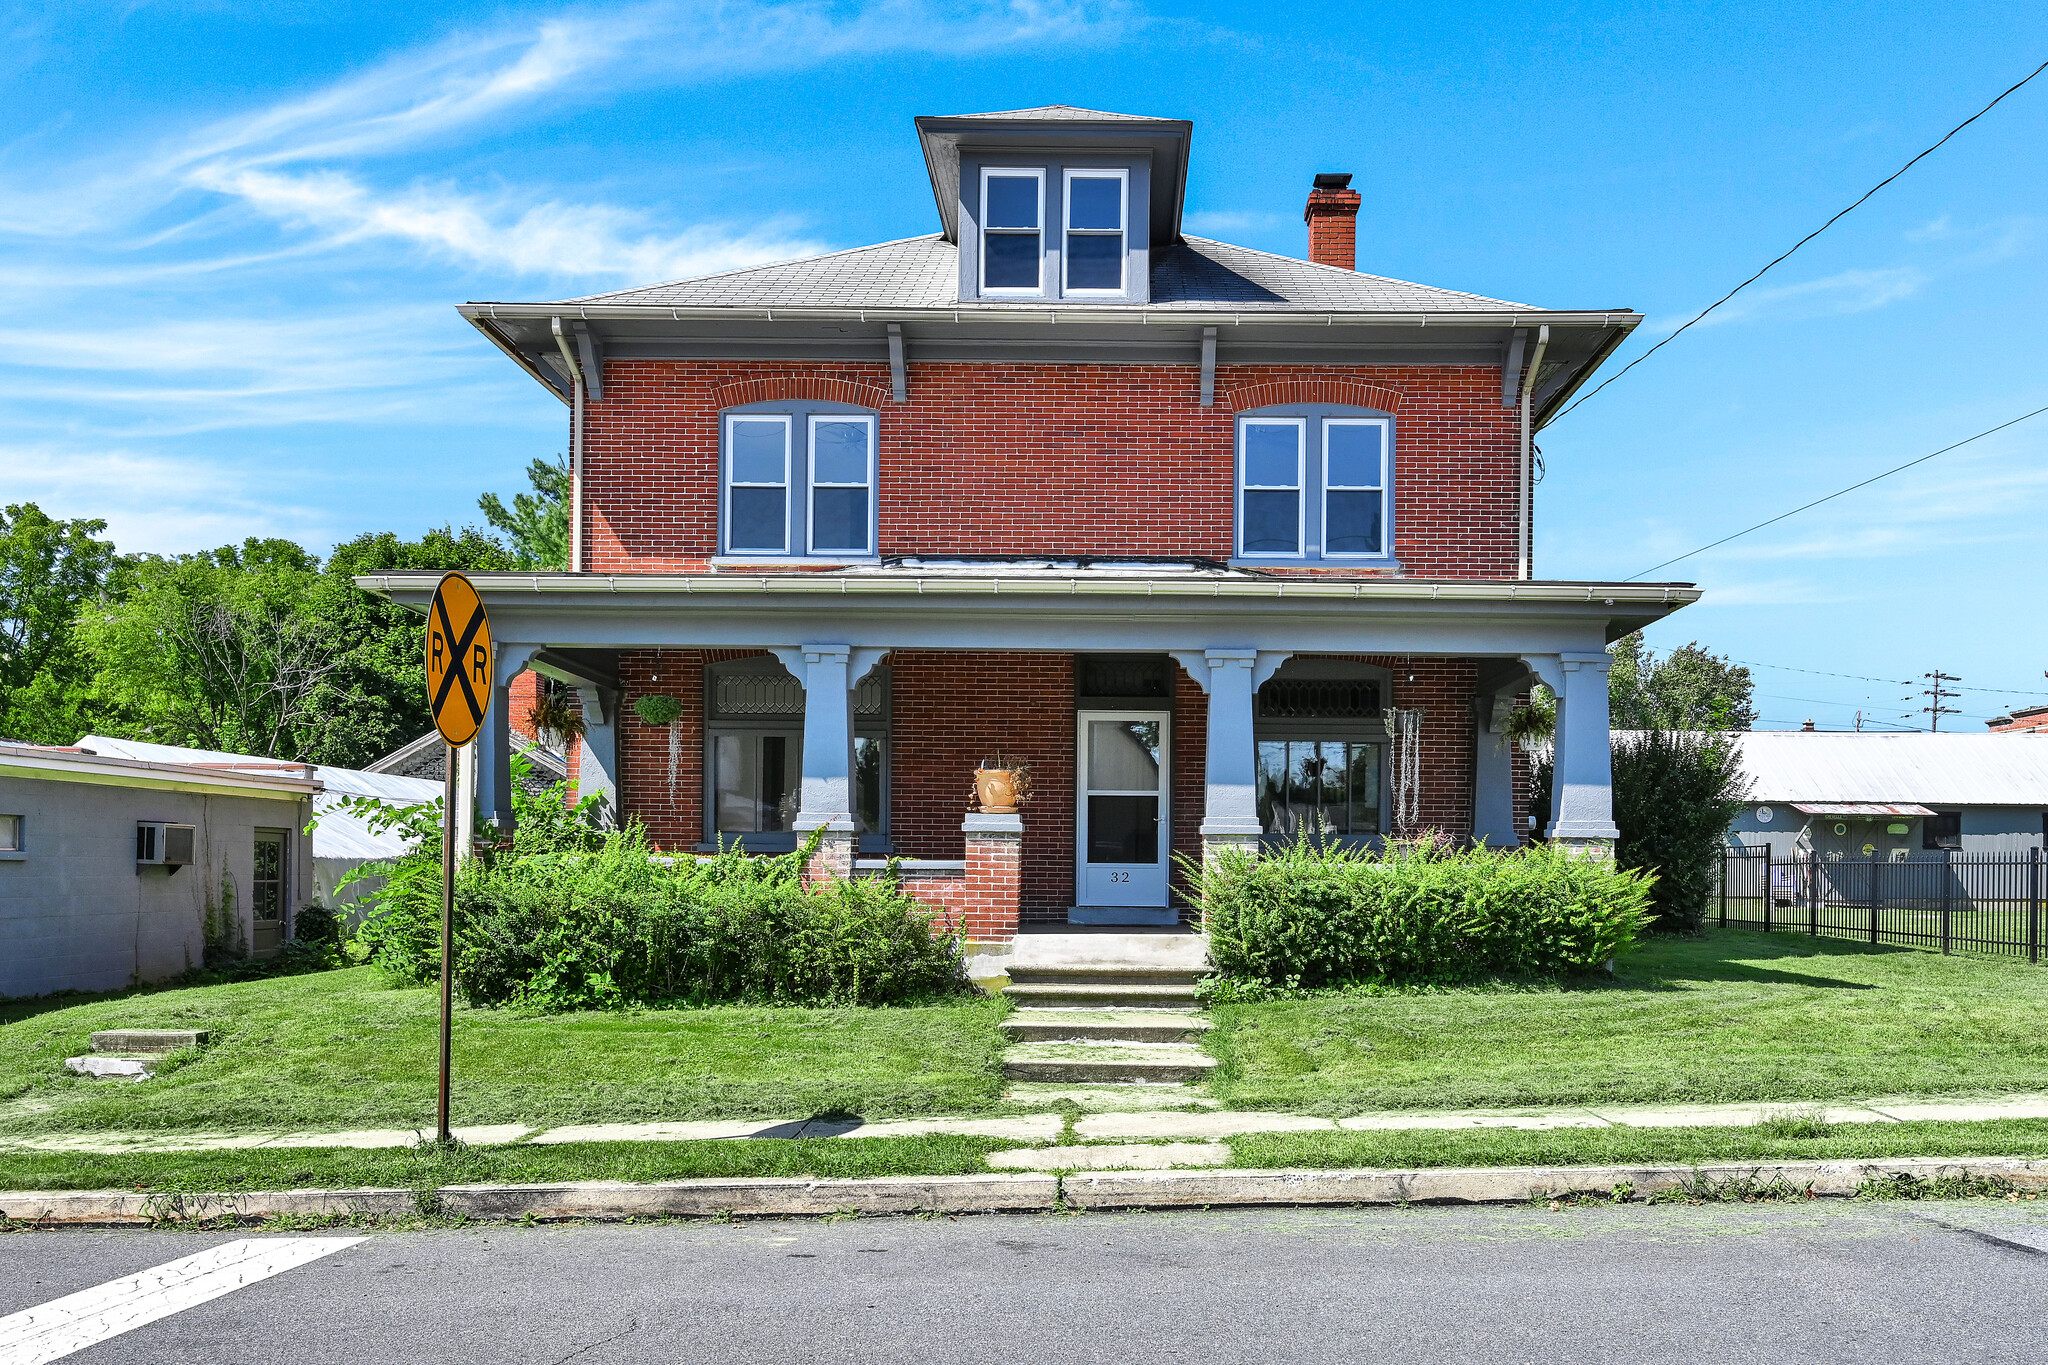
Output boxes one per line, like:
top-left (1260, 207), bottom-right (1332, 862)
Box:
top-left (360, 564), bottom-right (1697, 939)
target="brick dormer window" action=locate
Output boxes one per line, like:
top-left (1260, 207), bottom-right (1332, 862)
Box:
top-left (1235, 406), bottom-right (1396, 565)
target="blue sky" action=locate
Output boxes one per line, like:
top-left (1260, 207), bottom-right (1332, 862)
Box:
top-left (6, 0), bottom-right (2045, 729)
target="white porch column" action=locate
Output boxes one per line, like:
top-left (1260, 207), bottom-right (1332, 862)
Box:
top-left (573, 685), bottom-right (620, 826)
top-left (1172, 648), bottom-right (1284, 859)
top-left (1547, 650), bottom-right (1619, 850)
top-left (774, 644), bottom-right (886, 880)
top-left (475, 643), bottom-right (539, 840)
top-left (1471, 689), bottom-right (1521, 848)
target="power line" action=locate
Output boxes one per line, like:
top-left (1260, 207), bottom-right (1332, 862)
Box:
top-left (1553, 57), bottom-right (2048, 423)
top-left (1735, 659), bottom-right (2048, 699)
top-left (1626, 403), bottom-right (2048, 579)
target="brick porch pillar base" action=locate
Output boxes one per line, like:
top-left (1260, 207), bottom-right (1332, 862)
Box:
top-left (960, 813), bottom-right (1023, 941)
top-left (1201, 832), bottom-right (1260, 865)
top-left (803, 830), bottom-right (856, 887)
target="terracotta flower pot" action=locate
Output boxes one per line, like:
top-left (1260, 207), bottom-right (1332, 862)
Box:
top-left (974, 768), bottom-right (1021, 813)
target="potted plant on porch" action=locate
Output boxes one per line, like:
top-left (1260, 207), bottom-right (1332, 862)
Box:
top-left (972, 755), bottom-right (1033, 814)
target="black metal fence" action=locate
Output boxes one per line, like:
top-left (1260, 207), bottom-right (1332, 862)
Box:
top-left (1717, 845), bottom-right (2047, 962)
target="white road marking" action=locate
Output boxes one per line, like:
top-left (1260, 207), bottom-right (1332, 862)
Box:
top-left (0, 1236), bottom-right (364, 1364)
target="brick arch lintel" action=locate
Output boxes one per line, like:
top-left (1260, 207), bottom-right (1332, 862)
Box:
top-left (1224, 379), bottom-right (1404, 415)
top-left (711, 375), bottom-right (892, 412)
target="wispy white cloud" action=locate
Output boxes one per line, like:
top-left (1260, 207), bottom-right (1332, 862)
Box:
top-left (1, 443), bottom-right (345, 555)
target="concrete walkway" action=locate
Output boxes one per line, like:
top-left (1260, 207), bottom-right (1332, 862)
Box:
top-left (4, 1093), bottom-right (2047, 1156)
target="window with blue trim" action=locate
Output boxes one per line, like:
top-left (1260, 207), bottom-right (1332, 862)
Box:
top-left (1235, 408), bottom-right (1394, 564)
top-left (721, 405), bottom-right (878, 559)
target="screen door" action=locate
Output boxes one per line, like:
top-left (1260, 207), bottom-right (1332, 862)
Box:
top-left (1075, 711), bottom-right (1170, 907)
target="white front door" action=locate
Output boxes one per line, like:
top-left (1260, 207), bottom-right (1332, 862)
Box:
top-left (1075, 711), bottom-right (1171, 907)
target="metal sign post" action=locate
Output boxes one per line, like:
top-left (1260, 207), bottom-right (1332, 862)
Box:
top-left (424, 572), bottom-right (491, 1145)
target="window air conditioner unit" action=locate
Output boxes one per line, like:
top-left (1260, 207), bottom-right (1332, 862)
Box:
top-left (137, 822), bottom-right (196, 873)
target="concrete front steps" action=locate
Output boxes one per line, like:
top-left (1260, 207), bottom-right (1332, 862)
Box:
top-left (998, 934), bottom-right (1213, 1089)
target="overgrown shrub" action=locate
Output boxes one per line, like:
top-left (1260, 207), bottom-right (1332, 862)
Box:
top-left (356, 825), bottom-right (967, 1010)
top-left (1194, 836), bottom-right (1655, 989)
top-left (1610, 729), bottom-right (1748, 935)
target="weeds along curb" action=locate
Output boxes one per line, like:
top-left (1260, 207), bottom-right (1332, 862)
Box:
top-left (5, 1158), bottom-right (2046, 1226)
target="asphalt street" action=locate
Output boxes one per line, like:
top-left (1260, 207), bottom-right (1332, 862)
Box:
top-left (5, 1201), bottom-right (2047, 1363)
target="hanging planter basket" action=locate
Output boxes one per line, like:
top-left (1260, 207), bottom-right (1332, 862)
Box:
top-left (633, 694), bottom-right (685, 798)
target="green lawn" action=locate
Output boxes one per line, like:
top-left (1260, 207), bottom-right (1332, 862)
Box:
top-left (0, 967), bottom-right (1008, 1135)
top-left (1208, 931), bottom-right (2048, 1116)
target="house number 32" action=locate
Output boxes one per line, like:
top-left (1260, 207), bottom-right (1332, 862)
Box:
top-left (1109, 872), bottom-right (1130, 883)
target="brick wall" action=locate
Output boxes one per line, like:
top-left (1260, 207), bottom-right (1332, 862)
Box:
top-left (580, 360), bottom-right (1519, 578)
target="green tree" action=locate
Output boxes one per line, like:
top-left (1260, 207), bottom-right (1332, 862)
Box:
top-left (0, 504), bottom-right (129, 742)
top-left (479, 457), bottom-right (570, 570)
top-left (1608, 633), bottom-right (1755, 730)
top-left (1610, 729), bottom-right (1750, 933)
top-left (75, 540), bottom-right (337, 758)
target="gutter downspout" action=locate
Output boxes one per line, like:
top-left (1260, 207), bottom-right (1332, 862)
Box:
top-left (1517, 324), bottom-right (1549, 581)
top-left (551, 317), bottom-right (584, 573)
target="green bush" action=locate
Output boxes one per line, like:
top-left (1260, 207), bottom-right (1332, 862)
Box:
top-left (1610, 729), bottom-right (1749, 935)
top-left (1193, 836), bottom-right (1655, 989)
top-left (356, 825), bottom-right (968, 1010)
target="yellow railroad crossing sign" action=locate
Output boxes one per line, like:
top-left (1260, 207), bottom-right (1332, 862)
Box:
top-left (425, 572), bottom-right (492, 747)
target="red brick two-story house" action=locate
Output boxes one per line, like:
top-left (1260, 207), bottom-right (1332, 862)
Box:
top-left (360, 106), bottom-right (1698, 936)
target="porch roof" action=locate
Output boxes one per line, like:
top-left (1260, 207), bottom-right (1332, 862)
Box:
top-left (355, 570), bottom-right (1699, 656)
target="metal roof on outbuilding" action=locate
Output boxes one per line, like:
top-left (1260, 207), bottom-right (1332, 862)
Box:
top-left (1722, 732), bottom-right (2048, 807)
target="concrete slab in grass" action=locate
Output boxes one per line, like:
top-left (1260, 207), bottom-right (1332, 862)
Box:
top-left (989, 1142), bottom-right (1229, 1171)
top-left (833, 1115), bottom-right (1064, 1142)
top-left (434, 1173), bottom-right (1059, 1219)
top-left (0, 1187), bottom-right (419, 1225)
top-left (1005, 1084), bottom-right (1222, 1112)
top-left (1589, 1104), bottom-right (1891, 1129)
top-left (530, 1120), bottom-right (809, 1145)
top-left (1864, 1095), bottom-right (2048, 1123)
top-left (1077, 1110), bottom-right (1336, 1140)
top-left (1337, 1109), bottom-right (1613, 1132)
top-left (90, 1029), bottom-right (209, 1054)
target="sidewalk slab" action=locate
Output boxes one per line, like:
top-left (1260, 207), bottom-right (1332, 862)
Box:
top-left (0, 1125), bottom-right (531, 1154)
top-left (1588, 1105), bottom-right (1890, 1129)
top-left (834, 1116), bottom-right (1063, 1141)
top-left (530, 1121), bottom-right (805, 1145)
top-left (1077, 1111), bottom-right (1336, 1140)
top-left (1005, 1084), bottom-right (1221, 1112)
top-left (1864, 1096), bottom-right (2048, 1123)
top-left (1338, 1110), bottom-right (1611, 1132)
top-left (989, 1143), bottom-right (1229, 1171)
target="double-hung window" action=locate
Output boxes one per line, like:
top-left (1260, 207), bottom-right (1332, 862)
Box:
top-left (807, 415), bottom-right (874, 556)
top-left (1323, 419), bottom-right (1389, 557)
top-left (1238, 418), bottom-right (1306, 557)
top-left (981, 168), bottom-right (1044, 293)
top-left (722, 408), bottom-right (878, 559)
top-left (725, 414), bottom-right (791, 553)
top-left (1063, 169), bottom-right (1126, 293)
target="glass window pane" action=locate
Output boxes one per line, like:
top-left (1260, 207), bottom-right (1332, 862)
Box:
top-left (1242, 424), bottom-right (1299, 487)
top-left (1068, 176), bottom-right (1122, 229)
top-left (0, 814), bottom-right (17, 852)
top-left (984, 231), bottom-right (1041, 288)
top-left (1350, 743), bottom-right (1382, 830)
top-left (1326, 491), bottom-right (1384, 555)
top-left (1326, 423), bottom-right (1383, 487)
top-left (728, 486), bottom-right (787, 552)
top-left (1088, 720), bottom-right (1160, 791)
top-left (985, 175), bottom-right (1040, 229)
top-left (1315, 742), bottom-right (1351, 834)
top-left (729, 420), bottom-right (786, 484)
top-left (715, 733), bottom-right (799, 833)
top-left (811, 487), bottom-right (870, 554)
top-left (1087, 795), bottom-right (1159, 863)
top-left (855, 735), bottom-right (884, 834)
top-left (812, 420), bottom-right (869, 484)
top-left (1066, 233), bottom-right (1123, 290)
top-left (1242, 490), bottom-right (1299, 554)
top-left (1257, 742), bottom-right (1289, 835)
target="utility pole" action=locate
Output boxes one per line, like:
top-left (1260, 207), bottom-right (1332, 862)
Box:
top-left (1921, 671), bottom-right (1961, 731)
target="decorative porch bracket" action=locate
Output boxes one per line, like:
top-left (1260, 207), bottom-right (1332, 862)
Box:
top-left (1531, 650), bottom-right (1619, 847)
top-left (1171, 648), bottom-right (1291, 853)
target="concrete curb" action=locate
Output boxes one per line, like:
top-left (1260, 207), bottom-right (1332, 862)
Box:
top-left (4, 1157), bottom-right (2043, 1226)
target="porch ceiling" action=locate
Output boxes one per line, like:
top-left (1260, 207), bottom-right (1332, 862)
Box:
top-left (356, 571), bottom-right (1698, 655)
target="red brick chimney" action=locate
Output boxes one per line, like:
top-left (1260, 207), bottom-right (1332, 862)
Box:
top-left (1304, 172), bottom-right (1361, 271)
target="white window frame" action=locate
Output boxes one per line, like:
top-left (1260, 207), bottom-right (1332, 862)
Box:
top-left (1237, 417), bottom-right (1306, 558)
top-left (979, 166), bottom-right (1046, 296)
top-left (806, 413), bottom-right (877, 557)
top-left (1062, 168), bottom-right (1128, 295)
top-left (723, 413), bottom-right (792, 554)
top-left (1320, 417), bottom-right (1392, 560)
